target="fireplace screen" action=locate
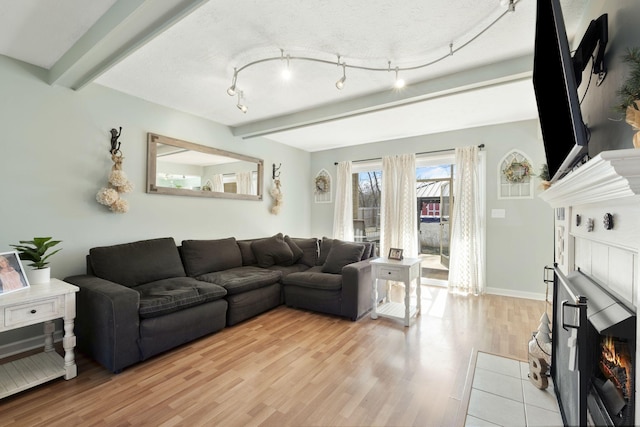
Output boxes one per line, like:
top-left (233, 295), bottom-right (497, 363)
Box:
top-left (552, 267), bottom-right (636, 427)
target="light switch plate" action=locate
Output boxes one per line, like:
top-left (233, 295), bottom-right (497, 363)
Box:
top-left (491, 209), bottom-right (506, 218)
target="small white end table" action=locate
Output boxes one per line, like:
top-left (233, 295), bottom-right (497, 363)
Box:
top-left (371, 257), bottom-right (421, 326)
top-left (0, 278), bottom-right (79, 399)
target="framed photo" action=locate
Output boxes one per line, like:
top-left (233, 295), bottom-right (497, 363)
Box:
top-left (388, 248), bottom-right (404, 260)
top-left (0, 251), bottom-right (30, 295)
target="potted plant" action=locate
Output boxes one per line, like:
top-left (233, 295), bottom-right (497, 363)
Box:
top-left (10, 237), bottom-right (62, 284)
top-left (615, 47), bottom-right (640, 147)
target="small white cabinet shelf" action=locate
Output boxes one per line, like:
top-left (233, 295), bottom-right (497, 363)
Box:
top-left (0, 278), bottom-right (79, 399)
top-left (371, 257), bottom-right (422, 327)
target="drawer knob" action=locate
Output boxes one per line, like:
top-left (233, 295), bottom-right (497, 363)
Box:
top-left (30, 309), bottom-right (37, 314)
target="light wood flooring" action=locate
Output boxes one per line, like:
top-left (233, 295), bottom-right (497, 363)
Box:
top-left (0, 286), bottom-right (548, 427)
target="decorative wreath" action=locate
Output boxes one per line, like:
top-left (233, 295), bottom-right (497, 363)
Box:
top-left (502, 159), bottom-right (534, 183)
top-left (315, 175), bottom-right (330, 193)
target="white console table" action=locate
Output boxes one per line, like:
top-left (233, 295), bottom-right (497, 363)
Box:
top-left (371, 257), bottom-right (421, 326)
top-left (0, 278), bottom-right (79, 399)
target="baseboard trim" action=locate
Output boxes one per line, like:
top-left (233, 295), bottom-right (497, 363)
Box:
top-left (486, 286), bottom-right (548, 301)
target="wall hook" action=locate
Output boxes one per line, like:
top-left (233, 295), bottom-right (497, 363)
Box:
top-left (272, 163), bottom-right (281, 180)
top-left (110, 127), bottom-right (122, 155)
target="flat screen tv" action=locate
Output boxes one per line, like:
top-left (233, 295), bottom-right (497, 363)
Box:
top-left (533, 0), bottom-right (607, 183)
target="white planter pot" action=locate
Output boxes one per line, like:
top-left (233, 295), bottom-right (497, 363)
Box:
top-left (26, 266), bottom-right (50, 284)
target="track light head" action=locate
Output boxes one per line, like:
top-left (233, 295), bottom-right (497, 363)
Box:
top-left (336, 64), bottom-right (346, 90)
top-left (236, 91), bottom-right (247, 113)
top-left (281, 52), bottom-right (291, 80)
top-left (227, 69), bottom-right (238, 96)
top-left (393, 67), bottom-right (405, 89)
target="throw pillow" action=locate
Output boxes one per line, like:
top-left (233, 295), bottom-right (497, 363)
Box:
top-left (360, 242), bottom-right (373, 260)
top-left (321, 240), bottom-right (365, 274)
top-left (284, 235), bottom-right (304, 264)
top-left (317, 237), bottom-right (334, 266)
top-left (251, 233), bottom-right (295, 267)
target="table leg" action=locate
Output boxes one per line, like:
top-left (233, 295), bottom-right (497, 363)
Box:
top-left (371, 277), bottom-right (378, 319)
top-left (417, 277), bottom-right (422, 317)
top-left (43, 320), bottom-right (55, 352)
top-left (63, 317), bottom-right (77, 379)
top-left (404, 280), bottom-right (410, 327)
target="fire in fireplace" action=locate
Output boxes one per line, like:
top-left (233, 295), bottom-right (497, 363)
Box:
top-left (600, 336), bottom-right (633, 402)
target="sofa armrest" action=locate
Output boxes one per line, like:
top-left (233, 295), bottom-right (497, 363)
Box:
top-left (340, 259), bottom-right (376, 320)
top-left (63, 274), bottom-right (141, 373)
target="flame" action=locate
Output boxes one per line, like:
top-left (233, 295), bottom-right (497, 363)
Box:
top-left (600, 336), bottom-right (633, 399)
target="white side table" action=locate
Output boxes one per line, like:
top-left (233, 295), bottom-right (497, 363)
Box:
top-left (0, 278), bottom-right (79, 399)
top-left (371, 257), bottom-right (421, 326)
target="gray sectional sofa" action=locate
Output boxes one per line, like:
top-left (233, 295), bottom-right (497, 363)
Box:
top-left (64, 233), bottom-right (378, 373)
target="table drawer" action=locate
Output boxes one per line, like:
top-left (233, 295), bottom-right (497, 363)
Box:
top-left (378, 267), bottom-right (404, 281)
top-left (4, 297), bottom-right (62, 327)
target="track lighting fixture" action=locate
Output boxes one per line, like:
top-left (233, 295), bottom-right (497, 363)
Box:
top-left (393, 66), bottom-right (405, 89)
top-left (236, 91), bottom-right (247, 113)
top-left (336, 63), bottom-right (346, 90)
top-left (281, 50), bottom-right (292, 80)
top-left (225, 1), bottom-right (518, 112)
top-left (227, 68), bottom-right (237, 96)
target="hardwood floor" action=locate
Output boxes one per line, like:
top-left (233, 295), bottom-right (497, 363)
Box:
top-left (0, 286), bottom-right (548, 426)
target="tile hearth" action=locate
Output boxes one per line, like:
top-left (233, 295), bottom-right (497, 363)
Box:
top-left (465, 352), bottom-right (563, 427)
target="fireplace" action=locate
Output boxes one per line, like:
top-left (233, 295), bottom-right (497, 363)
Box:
top-left (552, 267), bottom-right (636, 426)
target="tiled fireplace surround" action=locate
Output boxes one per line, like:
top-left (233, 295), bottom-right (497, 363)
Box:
top-left (540, 148), bottom-right (640, 425)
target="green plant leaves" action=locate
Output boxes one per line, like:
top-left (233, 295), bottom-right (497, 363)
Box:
top-left (9, 237), bottom-right (62, 269)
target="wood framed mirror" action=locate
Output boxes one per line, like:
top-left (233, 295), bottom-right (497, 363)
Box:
top-left (146, 133), bottom-right (263, 200)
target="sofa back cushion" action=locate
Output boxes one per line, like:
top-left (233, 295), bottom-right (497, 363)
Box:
top-left (89, 237), bottom-right (185, 288)
top-left (290, 237), bottom-right (318, 267)
top-left (181, 237), bottom-right (242, 276)
top-left (321, 240), bottom-right (366, 274)
top-left (251, 233), bottom-right (294, 267)
top-left (237, 240), bottom-right (258, 266)
top-left (317, 237), bottom-right (334, 266)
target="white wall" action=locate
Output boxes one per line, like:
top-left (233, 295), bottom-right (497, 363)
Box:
top-left (310, 120), bottom-right (554, 298)
top-left (0, 55), bottom-right (311, 281)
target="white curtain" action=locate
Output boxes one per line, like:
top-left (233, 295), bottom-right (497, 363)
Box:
top-left (449, 145), bottom-right (485, 295)
top-left (236, 171), bottom-right (253, 194)
top-left (332, 161), bottom-right (353, 240)
top-left (380, 154), bottom-right (417, 258)
top-left (212, 174), bottom-right (224, 192)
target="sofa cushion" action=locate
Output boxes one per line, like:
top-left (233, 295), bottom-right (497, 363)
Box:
top-left (135, 277), bottom-right (227, 318)
top-left (268, 263), bottom-right (311, 278)
top-left (237, 240), bottom-right (258, 266)
top-left (180, 238), bottom-right (242, 277)
top-left (290, 237), bottom-right (318, 267)
top-left (89, 237), bottom-right (186, 287)
top-left (284, 235), bottom-right (304, 263)
top-left (321, 240), bottom-right (365, 274)
top-left (360, 242), bottom-right (374, 260)
top-left (317, 237), bottom-right (334, 266)
top-left (282, 266), bottom-right (342, 291)
top-left (251, 233), bottom-right (295, 267)
top-left (196, 266), bottom-right (282, 296)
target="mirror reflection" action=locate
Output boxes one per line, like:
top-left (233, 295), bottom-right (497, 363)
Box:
top-left (147, 133), bottom-right (263, 200)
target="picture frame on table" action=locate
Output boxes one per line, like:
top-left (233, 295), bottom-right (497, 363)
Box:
top-left (388, 248), bottom-right (404, 260)
top-left (0, 251), bottom-right (30, 295)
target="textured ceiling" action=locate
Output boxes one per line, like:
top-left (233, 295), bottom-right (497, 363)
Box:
top-left (0, 0), bottom-right (590, 151)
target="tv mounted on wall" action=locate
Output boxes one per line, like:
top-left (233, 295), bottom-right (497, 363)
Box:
top-left (533, 0), bottom-right (608, 183)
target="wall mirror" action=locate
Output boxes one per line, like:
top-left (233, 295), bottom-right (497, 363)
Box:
top-left (147, 133), bottom-right (263, 200)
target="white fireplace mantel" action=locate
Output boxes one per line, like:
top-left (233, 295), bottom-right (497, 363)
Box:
top-left (539, 148), bottom-right (640, 426)
top-left (539, 148), bottom-right (640, 207)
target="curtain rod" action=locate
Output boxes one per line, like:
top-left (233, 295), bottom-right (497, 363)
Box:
top-left (334, 144), bottom-right (484, 165)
